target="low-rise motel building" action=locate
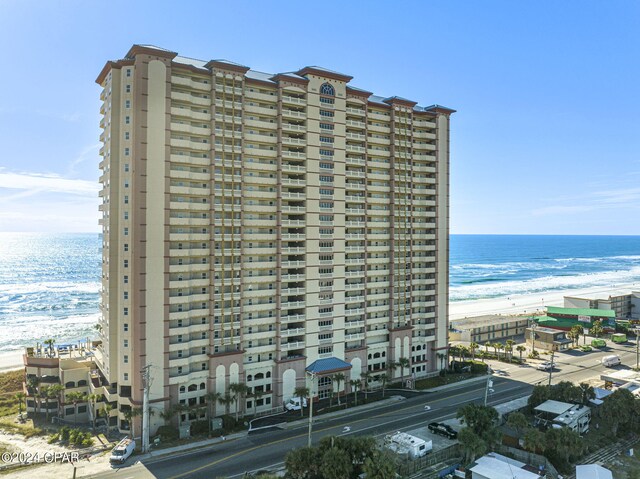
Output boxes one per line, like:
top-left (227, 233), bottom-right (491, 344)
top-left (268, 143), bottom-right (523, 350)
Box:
top-left (449, 315), bottom-right (528, 344)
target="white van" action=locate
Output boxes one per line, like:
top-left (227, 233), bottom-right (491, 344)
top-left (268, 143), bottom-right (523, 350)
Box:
top-left (110, 438), bottom-right (135, 464)
top-left (285, 397), bottom-right (308, 411)
top-left (601, 355), bottom-right (621, 367)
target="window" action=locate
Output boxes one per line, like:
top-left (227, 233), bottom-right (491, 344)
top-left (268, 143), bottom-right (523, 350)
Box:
top-left (124, 195), bottom-right (129, 204)
top-left (123, 307), bottom-right (128, 316)
top-left (319, 136), bottom-right (334, 143)
top-left (319, 176), bottom-right (334, 183)
top-left (319, 346), bottom-right (333, 355)
top-left (319, 162), bottom-right (334, 170)
top-left (319, 215), bottom-right (334, 222)
top-left (124, 227), bottom-right (129, 236)
top-left (320, 96), bottom-right (335, 105)
top-left (124, 163), bottom-right (129, 172)
top-left (124, 355), bottom-right (128, 363)
top-left (125, 132), bottom-right (130, 140)
top-left (126, 69), bottom-right (132, 77)
top-left (319, 202), bottom-right (333, 209)
top-left (125, 84), bottom-right (131, 93)
top-left (319, 228), bottom-right (334, 235)
top-left (124, 243), bottom-right (128, 252)
top-left (124, 147), bottom-right (130, 156)
top-left (319, 110), bottom-right (334, 117)
top-left (125, 100), bottom-right (131, 108)
top-left (123, 291), bottom-right (128, 300)
top-left (124, 211), bottom-right (129, 220)
top-left (124, 323), bottom-right (129, 332)
top-left (124, 275), bottom-right (128, 284)
top-left (320, 83), bottom-right (335, 96)
top-left (124, 373), bottom-right (129, 381)
top-left (319, 123), bottom-right (334, 130)
top-left (123, 259), bottom-right (128, 268)
top-left (125, 116), bottom-right (130, 124)
top-left (319, 149), bottom-right (334, 156)
top-left (319, 188), bottom-right (334, 196)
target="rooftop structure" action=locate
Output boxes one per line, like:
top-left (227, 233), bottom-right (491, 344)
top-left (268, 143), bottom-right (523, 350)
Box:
top-left (470, 452), bottom-right (541, 479)
top-left (449, 314), bottom-right (528, 343)
top-left (534, 400), bottom-right (591, 433)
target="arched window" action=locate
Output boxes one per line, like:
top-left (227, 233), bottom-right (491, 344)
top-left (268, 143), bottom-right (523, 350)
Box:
top-left (179, 386), bottom-right (186, 393)
top-left (188, 384), bottom-right (197, 392)
top-left (320, 83), bottom-right (335, 96)
top-left (199, 382), bottom-right (205, 390)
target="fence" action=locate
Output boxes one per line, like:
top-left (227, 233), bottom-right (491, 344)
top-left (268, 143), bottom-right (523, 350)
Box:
top-left (396, 444), bottom-right (462, 477)
top-left (495, 444), bottom-right (559, 479)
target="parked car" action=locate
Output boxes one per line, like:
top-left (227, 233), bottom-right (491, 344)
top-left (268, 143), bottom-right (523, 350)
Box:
top-left (580, 345), bottom-right (592, 352)
top-left (591, 338), bottom-right (607, 348)
top-left (285, 396), bottom-right (307, 411)
top-left (428, 422), bottom-right (458, 439)
top-left (536, 361), bottom-right (554, 371)
top-left (601, 354), bottom-right (621, 367)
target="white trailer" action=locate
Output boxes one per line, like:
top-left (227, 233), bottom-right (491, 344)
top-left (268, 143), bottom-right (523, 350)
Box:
top-left (385, 431), bottom-right (432, 459)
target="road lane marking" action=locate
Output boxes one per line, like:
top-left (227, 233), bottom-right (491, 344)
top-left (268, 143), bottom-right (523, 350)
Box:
top-left (167, 383), bottom-right (525, 478)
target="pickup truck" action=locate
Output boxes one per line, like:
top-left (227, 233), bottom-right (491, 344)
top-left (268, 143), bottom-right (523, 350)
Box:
top-left (428, 422), bottom-right (458, 439)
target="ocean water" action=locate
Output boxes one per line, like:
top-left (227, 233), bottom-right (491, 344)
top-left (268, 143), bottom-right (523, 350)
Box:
top-left (0, 233), bottom-right (101, 352)
top-left (1, 233), bottom-right (640, 352)
top-left (451, 235), bottom-right (640, 301)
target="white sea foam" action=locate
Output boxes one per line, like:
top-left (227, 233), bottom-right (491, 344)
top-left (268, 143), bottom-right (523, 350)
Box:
top-left (450, 265), bottom-right (640, 301)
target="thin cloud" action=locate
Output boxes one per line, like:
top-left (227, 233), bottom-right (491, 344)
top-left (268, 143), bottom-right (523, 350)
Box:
top-left (0, 170), bottom-right (99, 196)
top-left (532, 186), bottom-right (640, 217)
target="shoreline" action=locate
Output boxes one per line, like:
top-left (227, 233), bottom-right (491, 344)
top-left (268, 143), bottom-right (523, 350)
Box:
top-left (449, 282), bottom-right (638, 320)
top-left (0, 284), bottom-right (638, 373)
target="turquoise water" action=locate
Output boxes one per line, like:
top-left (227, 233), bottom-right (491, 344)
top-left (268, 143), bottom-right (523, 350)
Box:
top-left (1, 233), bottom-right (640, 352)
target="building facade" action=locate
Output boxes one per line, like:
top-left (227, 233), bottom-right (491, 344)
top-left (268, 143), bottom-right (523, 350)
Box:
top-left (95, 45), bottom-right (453, 434)
top-left (449, 315), bottom-right (529, 344)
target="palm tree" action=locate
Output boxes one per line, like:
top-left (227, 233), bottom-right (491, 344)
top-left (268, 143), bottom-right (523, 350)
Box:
top-left (123, 407), bottom-right (142, 438)
top-left (437, 353), bottom-right (446, 371)
top-left (229, 383), bottom-right (250, 421)
top-left (448, 346), bottom-right (460, 364)
top-left (386, 361), bottom-right (398, 382)
top-left (86, 392), bottom-right (101, 431)
top-left (44, 338), bottom-right (56, 356)
top-left (478, 350), bottom-right (487, 363)
top-left (14, 392), bottom-right (26, 416)
top-left (100, 402), bottom-right (114, 429)
top-left (516, 345), bottom-right (527, 361)
top-left (332, 373), bottom-right (345, 406)
top-left (469, 342), bottom-right (479, 360)
top-left (360, 372), bottom-right (371, 401)
top-left (66, 391), bottom-right (87, 426)
top-left (484, 341), bottom-right (491, 353)
top-left (378, 373), bottom-right (389, 398)
top-left (459, 345), bottom-right (469, 361)
top-left (496, 343), bottom-right (505, 360)
top-left (45, 384), bottom-right (64, 424)
top-left (505, 340), bottom-right (515, 361)
top-left (492, 342), bottom-right (500, 358)
top-left (204, 392), bottom-right (221, 435)
top-left (217, 392), bottom-right (234, 417)
top-left (251, 389), bottom-right (264, 416)
top-left (294, 386), bottom-right (310, 417)
top-left (40, 386), bottom-right (51, 422)
top-left (397, 357), bottom-right (410, 387)
top-left (48, 384), bottom-right (64, 420)
top-left (349, 379), bottom-right (361, 406)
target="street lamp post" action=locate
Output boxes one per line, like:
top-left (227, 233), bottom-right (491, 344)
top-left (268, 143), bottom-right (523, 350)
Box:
top-left (307, 371), bottom-right (316, 447)
top-left (483, 372), bottom-right (494, 406)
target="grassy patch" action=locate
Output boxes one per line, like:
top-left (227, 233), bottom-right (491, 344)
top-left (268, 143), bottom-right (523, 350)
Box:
top-left (414, 372), bottom-right (476, 390)
top-left (0, 370), bottom-right (23, 417)
top-left (0, 417), bottom-right (44, 438)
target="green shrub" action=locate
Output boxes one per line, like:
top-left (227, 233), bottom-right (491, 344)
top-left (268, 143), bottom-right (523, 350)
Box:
top-left (47, 434), bottom-right (58, 444)
top-left (157, 425), bottom-right (179, 441)
top-left (59, 426), bottom-right (70, 441)
top-left (190, 420), bottom-right (209, 436)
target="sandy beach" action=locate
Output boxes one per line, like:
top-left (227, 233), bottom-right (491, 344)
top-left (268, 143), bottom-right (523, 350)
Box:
top-left (0, 351), bottom-right (24, 373)
top-left (450, 282), bottom-right (639, 321)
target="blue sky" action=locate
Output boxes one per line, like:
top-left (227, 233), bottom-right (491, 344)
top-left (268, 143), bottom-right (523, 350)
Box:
top-left (0, 0), bottom-right (639, 234)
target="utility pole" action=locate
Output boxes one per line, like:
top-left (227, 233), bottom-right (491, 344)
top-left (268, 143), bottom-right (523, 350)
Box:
top-left (548, 351), bottom-right (555, 386)
top-left (307, 371), bottom-right (316, 448)
top-left (141, 365), bottom-right (153, 453)
top-left (483, 372), bottom-right (493, 406)
top-left (530, 321), bottom-right (537, 354)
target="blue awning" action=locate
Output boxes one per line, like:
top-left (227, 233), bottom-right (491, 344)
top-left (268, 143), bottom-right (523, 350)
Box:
top-left (306, 357), bottom-right (352, 375)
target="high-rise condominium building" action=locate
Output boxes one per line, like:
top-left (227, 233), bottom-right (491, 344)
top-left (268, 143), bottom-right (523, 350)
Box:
top-left (95, 44), bottom-right (453, 434)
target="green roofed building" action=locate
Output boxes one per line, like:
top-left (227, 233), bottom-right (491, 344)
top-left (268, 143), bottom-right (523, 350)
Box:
top-left (534, 306), bottom-right (616, 332)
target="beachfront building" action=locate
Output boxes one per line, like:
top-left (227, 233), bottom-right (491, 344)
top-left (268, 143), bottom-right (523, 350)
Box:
top-left (94, 45), bottom-right (453, 434)
top-left (533, 400), bottom-right (591, 434)
top-left (534, 306), bottom-right (616, 333)
top-left (449, 314), bottom-right (529, 344)
top-left (22, 341), bottom-right (112, 427)
top-left (564, 292), bottom-right (639, 320)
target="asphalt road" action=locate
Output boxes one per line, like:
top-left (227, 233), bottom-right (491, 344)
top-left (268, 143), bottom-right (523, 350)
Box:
top-left (91, 338), bottom-right (639, 479)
